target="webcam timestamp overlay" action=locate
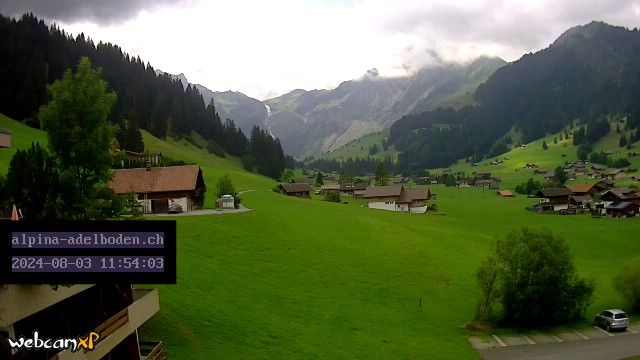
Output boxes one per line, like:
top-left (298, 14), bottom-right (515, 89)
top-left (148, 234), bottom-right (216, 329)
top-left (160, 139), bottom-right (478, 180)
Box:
top-left (1, 221), bottom-right (176, 284)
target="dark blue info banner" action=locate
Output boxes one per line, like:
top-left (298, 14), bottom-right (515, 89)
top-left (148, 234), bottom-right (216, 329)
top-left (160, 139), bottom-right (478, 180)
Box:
top-left (0, 221), bottom-right (176, 283)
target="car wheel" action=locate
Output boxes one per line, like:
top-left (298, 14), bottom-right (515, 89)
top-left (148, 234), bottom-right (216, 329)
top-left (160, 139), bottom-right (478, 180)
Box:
top-left (606, 324), bottom-right (611, 332)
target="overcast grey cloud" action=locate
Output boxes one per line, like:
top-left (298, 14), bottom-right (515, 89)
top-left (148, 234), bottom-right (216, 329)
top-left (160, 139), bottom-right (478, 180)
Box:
top-left (0, 0), bottom-right (190, 25)
top-left (0, 0), bottom-right (638, 99)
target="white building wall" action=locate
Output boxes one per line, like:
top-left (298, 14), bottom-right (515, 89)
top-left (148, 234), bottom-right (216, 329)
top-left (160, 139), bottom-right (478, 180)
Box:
top-left (410, 206), bottom-right (427, 213)
top-left (553, 204), bottom-right (569, 211)
top-left (397, 203), bottom-right (409, 212)
top-left (368, 202), bottom-right (398, 211)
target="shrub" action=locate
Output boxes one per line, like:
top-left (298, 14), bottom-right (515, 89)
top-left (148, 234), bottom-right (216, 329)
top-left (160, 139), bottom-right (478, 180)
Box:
top-left (324, 192), bottom-right (341, 203)
top-left (475, 228), bottom-right (594, 326)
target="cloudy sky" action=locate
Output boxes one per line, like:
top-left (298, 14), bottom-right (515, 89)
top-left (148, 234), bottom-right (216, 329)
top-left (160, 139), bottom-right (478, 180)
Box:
top-left (1, 0), bottom-right (640, 99)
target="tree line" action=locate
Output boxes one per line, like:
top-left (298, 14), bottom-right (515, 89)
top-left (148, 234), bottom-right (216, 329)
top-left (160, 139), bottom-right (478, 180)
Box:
top-left (307, 155), bottom-right (396, 177)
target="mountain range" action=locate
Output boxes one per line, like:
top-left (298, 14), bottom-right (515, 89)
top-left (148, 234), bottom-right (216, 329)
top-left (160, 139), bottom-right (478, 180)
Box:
top-left (161, 56), bottom-right (505, 158)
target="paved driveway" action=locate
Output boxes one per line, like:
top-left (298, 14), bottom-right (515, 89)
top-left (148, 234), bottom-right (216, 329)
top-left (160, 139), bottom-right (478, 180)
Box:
top-left (471, 321), bottom-right (640, 360)
top-left (479, 332), bottom-right (640, 360)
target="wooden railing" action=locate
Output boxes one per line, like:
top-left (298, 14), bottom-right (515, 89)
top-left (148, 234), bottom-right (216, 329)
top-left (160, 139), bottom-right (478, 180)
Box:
top-left (83, 308), bottom-right (129, 353)
top-left (140, 341), bottom-right (167, 360)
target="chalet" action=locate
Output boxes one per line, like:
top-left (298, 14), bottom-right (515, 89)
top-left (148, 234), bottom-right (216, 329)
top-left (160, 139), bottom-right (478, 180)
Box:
top-left (109, 165), bottom-right (205, 214)
top-left (543, 171), bottom-right (556, 183)
top-left (340, 181), bottom-right (368, 196)
top-left (474, 173), bottom-right (492, 182)
top-left (536, 187), bottom-right (572, 212)
top-left (600, 188), bottom-right (640, 205)
top-left (279, 183), bottom-right (312, 198)
top-left (593, 179), bottom-right (615, 193)
top-left (475, 179), bottom-right (500, 189)
top-left (497, 190), bottom-right (514, 197)
top-left (605, 201), bottom-right (640, 218)
top-left (605, 169), bottom-right (627, 180)
top-left (0, 128), bottom-right (11, 148)
top-left (455, 180), bottom-right (471, 188)
top-left (363, 185), bottom-right (430, 213)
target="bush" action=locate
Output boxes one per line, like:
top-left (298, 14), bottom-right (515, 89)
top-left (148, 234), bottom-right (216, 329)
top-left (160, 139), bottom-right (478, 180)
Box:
top-left (613, 259), bottom-right (640, 312)
top-left (475, 228), bottom-right (594, 326)
top-left (324, 192), bottom-right (341, 203)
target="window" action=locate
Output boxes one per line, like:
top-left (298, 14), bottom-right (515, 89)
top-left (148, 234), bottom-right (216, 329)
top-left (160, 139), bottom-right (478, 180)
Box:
top-left (614, 313), bottom-right (627, 319)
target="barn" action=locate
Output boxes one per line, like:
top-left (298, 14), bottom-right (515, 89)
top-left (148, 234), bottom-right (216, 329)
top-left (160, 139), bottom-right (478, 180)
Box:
top-left (0, 128), bottom-right (11, 148)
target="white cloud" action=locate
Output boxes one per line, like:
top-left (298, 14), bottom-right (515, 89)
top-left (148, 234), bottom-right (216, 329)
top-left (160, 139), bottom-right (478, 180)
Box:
top-left (26, 0), bottom-right (640, 99)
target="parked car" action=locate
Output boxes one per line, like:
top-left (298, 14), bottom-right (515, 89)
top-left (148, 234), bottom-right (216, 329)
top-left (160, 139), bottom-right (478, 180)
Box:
top-left (594, 309), bottom-right (628, 332)
top-left (167, 203), bottom-right (183, 214)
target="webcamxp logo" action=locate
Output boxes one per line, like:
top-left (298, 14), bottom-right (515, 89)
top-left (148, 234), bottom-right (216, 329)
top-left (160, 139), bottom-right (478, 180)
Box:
top-left (7, 331), bottom-right (99, 352)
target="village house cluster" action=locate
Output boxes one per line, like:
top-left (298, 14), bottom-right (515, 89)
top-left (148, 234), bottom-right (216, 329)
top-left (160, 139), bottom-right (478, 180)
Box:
top-left (533, 180), bottom-right (640, 217)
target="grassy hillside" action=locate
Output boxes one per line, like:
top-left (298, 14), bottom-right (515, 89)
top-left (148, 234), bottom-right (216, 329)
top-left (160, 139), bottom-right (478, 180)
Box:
top-left (3, 113), bottom-right (640, 359)
top-left (319, 130), bottom-right (399, 161)
top-left (440, 120), bottom-right (640, 188)
top-left (0, 113), bottom-right (49, 174)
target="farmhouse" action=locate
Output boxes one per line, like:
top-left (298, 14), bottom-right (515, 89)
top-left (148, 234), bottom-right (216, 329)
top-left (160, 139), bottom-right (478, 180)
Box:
top-left (363, 185), bottom-right (430, 213)
top-left (339, 181), bottom-right (369, 196)
top-left (536, 187), bottom-right (572, 212)
top-left (0, 128), bottom-right (11, 148)
top-left (593, 179), bottom-right (615, 193)
top-left (605, 169), bottom-right (627, 180)
top-left (600, 188), bottom-right (640, 205)
top-left (605, 201), bottom-right (640, 218)
top-left (543, 171), bottom-right (556, 183)
top-left (109, 165), bottom-right (205, 214)
top-left (279, 183), bottom-right (312, 198)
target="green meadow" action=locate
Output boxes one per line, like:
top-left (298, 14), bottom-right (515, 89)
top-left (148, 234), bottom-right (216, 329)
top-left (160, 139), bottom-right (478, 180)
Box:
top-left (2, 115), bottom-right (640, 359)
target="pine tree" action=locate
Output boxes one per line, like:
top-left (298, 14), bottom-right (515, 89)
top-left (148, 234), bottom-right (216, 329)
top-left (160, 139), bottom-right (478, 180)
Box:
top-left (542, 140), bottom-right (548, 150)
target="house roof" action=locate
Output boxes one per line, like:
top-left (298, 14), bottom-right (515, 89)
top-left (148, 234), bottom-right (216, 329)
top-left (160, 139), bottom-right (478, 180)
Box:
top-left (397, 188), bottom-right (429, 203)
top-left (569, 195), bottom-right (593, 203)
top-left (543, 171), bottom-right (556, 177)
top-left (567, 184), bottom-right (594, 193)
top-left (606, 169), bottom-right (624, 175)
top-left (601, 188), bottom-right (638, 200)
top-left (363, 185), bottom-right (403, 198)
top-left (109, 165), bottom-right (202, 194)
top-left (280, 183), bottom-right (312, 193)
top-left (497, 190), bottom-right (514, 197)
top-left (536, 187), bottom-right (572, 197)
top-left (320, 183), bottom-right (340, 191)
top-left (605, 201), bottom-right (636, 210)
top-left (0, 128), bottom-right (11, 134)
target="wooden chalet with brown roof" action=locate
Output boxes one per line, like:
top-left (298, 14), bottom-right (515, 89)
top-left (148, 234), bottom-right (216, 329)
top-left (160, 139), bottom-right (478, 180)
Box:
top-left (363, 185), bottom-right (429, 213)
top-left (605, 201), bottom-right (640, 218)
top-left (600, 188), bottom-right (640, 205)
top-left (536, 187), bottom-right (572, 212)
top-left (109, 165), bottom-right (205, 213)
top-left (279, 183), bottom-right (312, 198)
